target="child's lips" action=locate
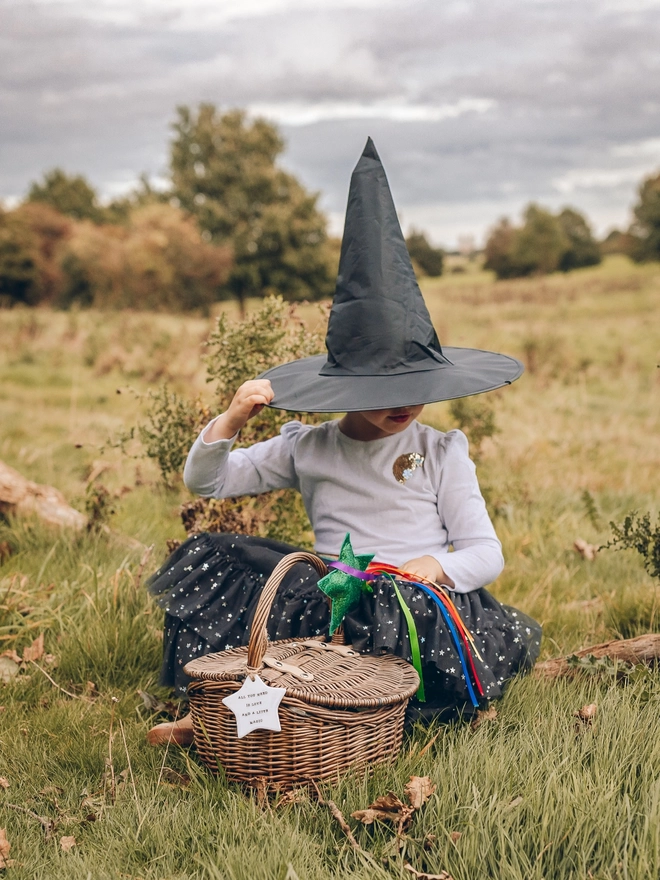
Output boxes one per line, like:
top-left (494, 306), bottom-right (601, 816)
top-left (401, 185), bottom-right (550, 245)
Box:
top-left (388, 413), bottom-right (411, 423)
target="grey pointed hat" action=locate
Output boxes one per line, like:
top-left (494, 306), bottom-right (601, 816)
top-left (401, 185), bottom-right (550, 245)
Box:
top-left (260, 138), bottom-right (523, 412)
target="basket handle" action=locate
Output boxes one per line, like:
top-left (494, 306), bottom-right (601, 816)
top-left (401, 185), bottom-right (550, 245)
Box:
top-left (246, 552), bottom-right (329, 672)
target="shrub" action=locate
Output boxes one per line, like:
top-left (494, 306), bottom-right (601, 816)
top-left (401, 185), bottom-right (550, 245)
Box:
top-left (405, 229), bottom-right (444, 277)
top-left (605, 511), bottom-right (660, 581)
top-left (485, 204), bottom-right (601, 279)
top-left (448, 395), bottom-right (498, 463)
top-left (121, 296), bottom-right (327, 541)
top-left (56, 204), bottom-right (232, 311)
top-left (629, 171), bottom-right (660, 262)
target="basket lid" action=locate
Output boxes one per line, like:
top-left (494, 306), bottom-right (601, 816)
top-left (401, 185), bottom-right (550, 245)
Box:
top-left (184, 637), bottom-right (419, 709)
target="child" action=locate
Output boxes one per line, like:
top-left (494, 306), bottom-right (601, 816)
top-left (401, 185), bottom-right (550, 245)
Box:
top-left (147, 139), bottom-right (541, 745)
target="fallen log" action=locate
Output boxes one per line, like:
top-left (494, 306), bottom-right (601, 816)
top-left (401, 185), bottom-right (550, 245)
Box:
top-left (0, 459), bottom-right (86, 530)
top-left (0, 458), bottom-right (146, 550)
top-left (532, 633), bottom-right (660, 680)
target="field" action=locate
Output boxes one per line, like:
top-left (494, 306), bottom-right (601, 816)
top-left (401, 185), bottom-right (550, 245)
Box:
top-left (0, 255), bottom-right (659, 879)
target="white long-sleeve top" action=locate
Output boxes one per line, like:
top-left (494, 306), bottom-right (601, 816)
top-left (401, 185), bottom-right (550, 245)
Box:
top-left (183, 418), bottom-right (504, 593)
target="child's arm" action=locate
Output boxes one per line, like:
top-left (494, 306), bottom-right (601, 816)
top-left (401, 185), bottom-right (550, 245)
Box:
top-left (202, 379), bottom-right (274, 442)
top-left (183, 380), bottom-right (302, 498)
top-left (413, 430), bottom-right (503, 593)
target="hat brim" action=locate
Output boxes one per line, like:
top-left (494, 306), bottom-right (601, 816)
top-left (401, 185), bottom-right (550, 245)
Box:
top-left (259, 347), bottom-right (524, 413)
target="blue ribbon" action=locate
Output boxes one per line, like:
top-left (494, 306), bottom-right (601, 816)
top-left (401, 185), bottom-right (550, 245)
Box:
top-left (414, 582), bottom-right (479, 708)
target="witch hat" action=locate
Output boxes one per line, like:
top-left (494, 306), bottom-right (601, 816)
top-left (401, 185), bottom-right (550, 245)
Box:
top-left (260, 138), bottom-right (523, 412)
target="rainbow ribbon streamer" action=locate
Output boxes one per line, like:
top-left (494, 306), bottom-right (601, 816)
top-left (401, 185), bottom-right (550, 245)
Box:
top-left (325, 557), bottom-right (484, 707)
top-left (366, 563), bottom-right (484, 708)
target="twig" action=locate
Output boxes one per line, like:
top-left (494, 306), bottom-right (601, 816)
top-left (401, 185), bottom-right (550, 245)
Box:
top-left (28, 659), bottom-right (93, 702)
top-left (310, 780), bottom-right (362, 852)
top-left (106, 697), bottom-right (118, 804)
top-left (100, 524), bottom-right (147, 551)
top-left (5, 803), bottom-right (56, 840)
top-left (119, 717), bottom-right (143, 825)
top-left (135, 704), bottom-right (180, 840)
top-left (418, 732), bottom-right (441, 758)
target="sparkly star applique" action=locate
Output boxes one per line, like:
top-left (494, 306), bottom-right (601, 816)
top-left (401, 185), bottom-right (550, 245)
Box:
top-left (316, 533), bottom-right (374, 634)
top-left (392, 452), bottom-right (425, 484)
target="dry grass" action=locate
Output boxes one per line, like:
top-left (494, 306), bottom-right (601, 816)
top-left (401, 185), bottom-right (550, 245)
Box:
top-left (0, 256), bottom-right (660, 878)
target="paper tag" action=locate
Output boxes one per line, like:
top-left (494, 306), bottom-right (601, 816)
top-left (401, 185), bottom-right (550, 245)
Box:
top-left (222, 674), bottom-right (286, 738)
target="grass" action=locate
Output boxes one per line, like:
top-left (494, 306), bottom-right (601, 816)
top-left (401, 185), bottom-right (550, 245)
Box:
top-left (1, 256), bottom-right (660, 878)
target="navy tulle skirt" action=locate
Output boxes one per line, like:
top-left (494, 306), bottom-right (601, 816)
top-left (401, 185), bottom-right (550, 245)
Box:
top-left (148, 532), bottom-right (542, 723)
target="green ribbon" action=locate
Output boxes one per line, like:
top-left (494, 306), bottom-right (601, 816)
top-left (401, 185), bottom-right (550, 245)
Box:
top-left (383, 573), bottom-right (425, 702)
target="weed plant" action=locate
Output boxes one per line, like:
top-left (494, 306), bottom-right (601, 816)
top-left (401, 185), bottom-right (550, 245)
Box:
top-left (1, 257), bottom-right (660, 878)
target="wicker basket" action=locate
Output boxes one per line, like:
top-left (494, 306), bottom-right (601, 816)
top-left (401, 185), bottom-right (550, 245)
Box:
top-left (184, 551), bottom-right (420, 788)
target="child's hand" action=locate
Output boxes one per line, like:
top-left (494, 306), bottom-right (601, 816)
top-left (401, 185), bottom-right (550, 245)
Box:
top-left (402, 555), bottom-right (455, 588)
top-left (203, 380), bottom-right (274, 442)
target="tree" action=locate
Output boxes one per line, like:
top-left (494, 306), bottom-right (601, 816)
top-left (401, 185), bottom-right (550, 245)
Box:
top-left (405, 229), bottom-right (444, 277)
top-left (103, 174), bottom-right (166, 225)
top-left (0, 203), bottom-right (72, 305)
top-left (0, 208), bottom-right (40, 304)
top-left (484, 217), bottom-right (518, 279)
top-left (485, 204), bottom-right (601, 279)
top-left (28, 168), bottom-right (104, 223)
top-left (512, 204), bottom-right (567, 276)
top-left (629, 171), bottom-right (660, 262)
top-left (169, 105), bottom-right (335, 310)
top-left (601, 229), bottom-right (635, 257)
top-left (557, 207), bottom-right (601, 271)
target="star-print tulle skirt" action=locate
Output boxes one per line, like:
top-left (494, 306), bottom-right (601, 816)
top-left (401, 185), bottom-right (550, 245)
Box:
top-left (147, 532), bottom-right (542, 723)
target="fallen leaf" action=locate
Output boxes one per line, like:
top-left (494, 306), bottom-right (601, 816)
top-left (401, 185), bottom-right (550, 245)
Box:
top-left (59, 835), bottom-right (77, 852)
top-left (350, 807), bottom-right (392, 825)
top-left (471, 705), bottom-right (498, 730)
top-left (575, 703), bottom-right (598, 723)
top-left (23, 634), bottom-right (45, 663)
top-left (351, 791), bottom-right (408, 826)
top-left (574, 538), bottom-right (598, 561)
top-left (137, 690), bottom-right (178, 717)
top-left (449, 831), bottom-right (462, 843)
top-left (405, 776), bottom-right (436, 810)
top-left (423, 833), bottom-right (438, 849)
top-left (39, 785), bottom-right (64, 798)
top-left (0, 779), bottom-right (8, 790)
top-left (575, 703), bottom-right (598, 733)
top-left (160, 768), bottom-right (191, 788)
top-left (403, 864), bottom-right (453, 880)
top-left (0, 828), bottom-right (12, 869)
top-left (0, 650), bottom-right (21, 665)
top-left (274, 788), bottom-right (307, 808)
top-left (0, 542), bottom-right (14, 564)
top-left (367, 792), bottom-right (407, 814)
top-left (0, 657), bottom-right (20, 684)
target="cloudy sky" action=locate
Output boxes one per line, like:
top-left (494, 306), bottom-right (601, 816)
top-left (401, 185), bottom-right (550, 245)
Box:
top-left (2, 0), bottom-right (660, 247)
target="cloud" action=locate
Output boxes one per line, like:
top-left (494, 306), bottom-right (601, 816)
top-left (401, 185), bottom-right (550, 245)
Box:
top-left (2, 0), bottom-right (660, 245)
top-left (553, 166), bottom-right (653, 195)
top-left (249, 98), bottom-right (495, 126)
